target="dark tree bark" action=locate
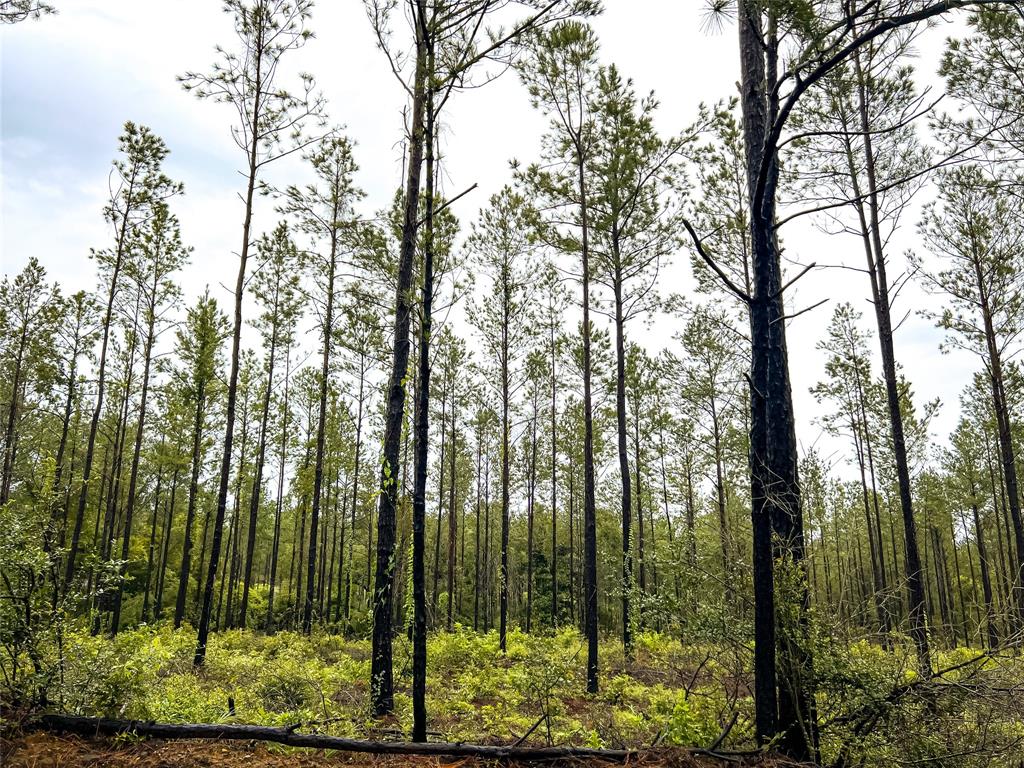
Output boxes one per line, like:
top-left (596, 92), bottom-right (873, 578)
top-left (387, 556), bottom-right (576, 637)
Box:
top-left (549, 318), bottom-right (559, 628)
top-left (474, 424), bottom-right (482, 631)
top-left (735, 1), bottom-right (816, 757)
top-left (240, 300), bottom-right (281, 627)
top-left (842, 51), bottom-right (929, 669)
top-left (140, 463), bottom-right (164, 623)
top-left (0, 324), bottom-right (29, 506)
top-left (971, 490), bottom-right (999, 648)
top-left (484, 449), bottom-right (491, 631)
top-left (223, 391), bottom-right (252, 628)
top-left (633, 404), bottom-right (646, 612)
top-left (303, 209), bottom-right (340, 636)
top-left (498, 277), bottom-right (511, 653)
top-left (175, 379), bottom-right (208, 629)
top-left (410, 74), bottom-right (436, 740)
top-left (526, 395), bottom-right (538, 633)
top-left (154, 468), bottom-right (179, 620)
top-left (577, 118), bottom-right (599, 697)
top-left (94, 292), bottom-right (143, 635)
top-left (267, 349), bottom-right (291, 632)
top-left (37, 715), bottom-right (640, 761)
top-left (111, 278), bottom-right (160, 635)
top-left (432, 378), bottom-right (447, 622)
top-left (370, 0), bottom-right (428, 716)
top-left (446, 378), bottom-right (458, 631)
top-left (345, 352), bottom-right (365, 621)
top-left (51, 298), bottom-right (90, 542)
top-left (613, 277), bottom-right (633, 654)
top-left (975, 260), bottom-right (1024, 622)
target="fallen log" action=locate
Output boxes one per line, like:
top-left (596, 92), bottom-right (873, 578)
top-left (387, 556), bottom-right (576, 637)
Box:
top-left (34, 714), bottom-right (638, 762)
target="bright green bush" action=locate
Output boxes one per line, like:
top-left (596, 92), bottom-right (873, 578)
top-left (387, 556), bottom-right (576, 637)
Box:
top-left (41, 620), bottom-right (1024, 764)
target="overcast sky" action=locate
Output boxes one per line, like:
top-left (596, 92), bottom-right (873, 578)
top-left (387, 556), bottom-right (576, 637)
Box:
top-left (0, 1), bottom-right (980, 478)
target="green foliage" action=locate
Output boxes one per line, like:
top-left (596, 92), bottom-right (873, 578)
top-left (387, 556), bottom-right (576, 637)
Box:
top-left (39, 623), bottom-right (740, 748)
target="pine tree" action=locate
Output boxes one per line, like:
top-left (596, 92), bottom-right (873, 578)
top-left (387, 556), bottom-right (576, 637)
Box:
top-left (64, 123), bottom-right (181, 593)
top-left (917, 165), bottom-right (1024, 624)
top-left (172, 291), bottom-right (229, 629)
top-left (110, 201), bottom-right (190, 635)
top-left (181, 0), bottom-right (327, 666)
top-left (280, 135), bottom-right (362, 634)
top-left (519, 19), bottom-right (601, 693)
top-left (238, 223), bottom-right (302, 628)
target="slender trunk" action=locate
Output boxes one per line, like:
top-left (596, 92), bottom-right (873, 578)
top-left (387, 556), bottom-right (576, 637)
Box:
top-left (217, 495), bottom-right (237, 628)
top-left (948, 514), bottom-right (967, 646)
top-left (633, 405), bottom-right (646, 614)
top-left (94, 291), bottom-right (142, 634)
top-left (410, 46), bottom-right (436, 741)
top-left (345, 359), bottom-right (364, 621)
top-left (712, 406), bottom-right (732, 606)
top-left (48, 327), bottom-right (82, 560)
top-left (65, 163), bottom-right (141, 590)
top-left (446, 381), bottom-right (457, 631)
top-left (111, 300), bottom-right (158, 635)
top-left (175, 380), bottom-right (207, 628)
top-left (851, 51), bottom-right (929, 671)
top-left (854, 420), bottom-right (888, 634)
top-left (550, 320), bottom-right (558, 628)
top-left (0, 330), bottom-right (28, 505)
top-left (612, 278), bottom-right (632, 653)
top-left (975, 259), bottom-right (1024, 622)
top-left (568, 453), bottom-right (576, 630)
top-left (140, 463), bottom-right (164, 623)
top-left (84, 446), bottom-right (110, 606)
top-left (267, 348), bottom-right (291, 632)
top-left (195, 145), bottom-right (259, 664)
top-left (432, 381), bottom-right (447, 621)
top-left (526, 397), bottom-right (538, 633)
top-left (499, 265), bottom-right (511, 652)
top-left (240, 310), bottom-right (280, 627)
top-left (474, 428), bottom-right (482, 631)
top-left (931, 526), bottom-right (953, 639)
top-left (484, 452), bottom-right (491, 631)
top-left (224, 397), bottom-right (252, 628)
top-left (972, 491), bottom-right (999, 648)
top-left (370, 2), bottom-right (428, 715)
top-left (303, 227), bottom-right (339, 635)
top-left (577, 139), bottom-right (599, 695)
top-left (684, 452), bottom-right (697, 570)
top-left (154, 468), bottom-right (179, 619)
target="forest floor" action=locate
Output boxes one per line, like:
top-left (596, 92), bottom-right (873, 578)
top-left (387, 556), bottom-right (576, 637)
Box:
top-left (0, 733), bottom-right (773, 767)
top-left (8, 622), bottom-right (1023, 766)
top-left (23, 624), bottom-right (749, 751)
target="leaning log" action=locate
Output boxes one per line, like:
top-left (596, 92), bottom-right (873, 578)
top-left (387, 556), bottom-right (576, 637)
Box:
top-left (34, 714), bottom-right (638, 761)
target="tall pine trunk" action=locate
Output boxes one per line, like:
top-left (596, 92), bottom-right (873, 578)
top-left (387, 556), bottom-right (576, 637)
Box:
top-left (737, 2), bottom-right (817, 757)
top-left (370, 0), bottom-right (427, 715)
top-left (267, 348), bottom-right (291, 632)
top-left (446, 383), bottom-right (458, 631)
top-left (303, 221), bottom-right (340, 635)
top-left (240, 304), bottom-right (280, 627)
top-left (65, 163), bottom-right (140, 591)
top-left (613, 277), bottom-right (632, 653)
top-left (577, 135), bottom-right (599, 696)
top-left (194, 121), bottom-right (260, 665)
top-left (175, 380), bottom-right (207, 628)
top-left (111, 293), bottom-right (158, 635)
top-left (849, 51), bottom-right (929, 669)
top-left (410, 77), bottom-right (436, 740)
